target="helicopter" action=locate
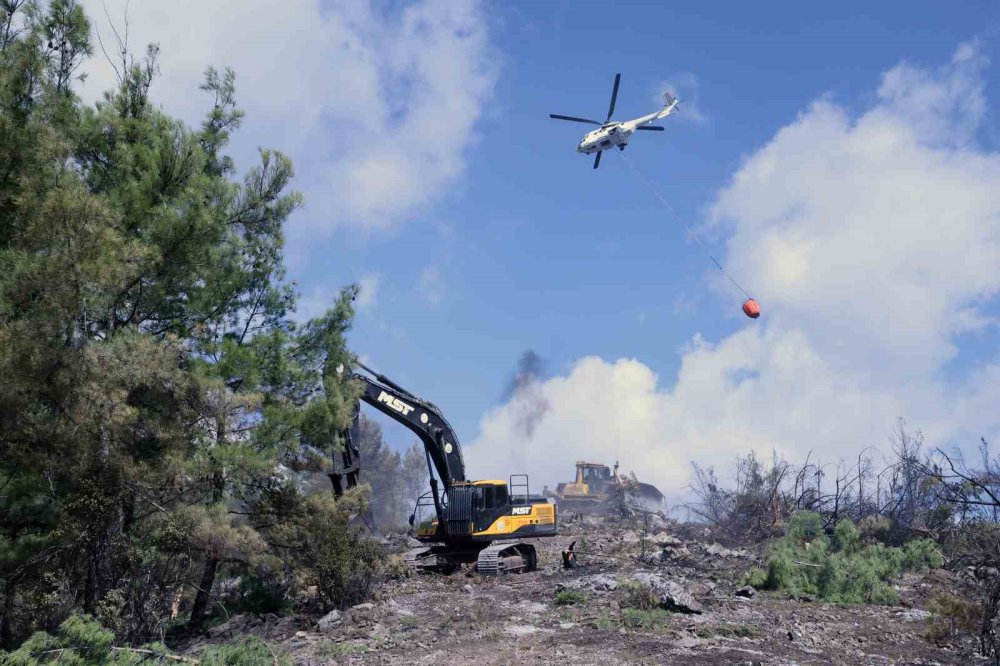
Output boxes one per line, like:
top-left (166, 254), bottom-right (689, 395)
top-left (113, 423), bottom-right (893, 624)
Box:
top-left (550, 73), bottom-right (680, 169)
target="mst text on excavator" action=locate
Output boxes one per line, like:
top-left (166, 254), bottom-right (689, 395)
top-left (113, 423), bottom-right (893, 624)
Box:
top-left (328, 361), bottom-right (558, 575)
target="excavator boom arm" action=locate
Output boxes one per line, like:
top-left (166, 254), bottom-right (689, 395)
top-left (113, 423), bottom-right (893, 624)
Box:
top-left (330, 364), bottom-right (466, 495)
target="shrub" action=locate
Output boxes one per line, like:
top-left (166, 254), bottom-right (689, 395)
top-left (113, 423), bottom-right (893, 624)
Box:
top-left (0, 614), bottom-right (289, 665)
top-left (227, 569), bottom-right (293, 615)
top-left (742, 567), bottom-right (768, 589)
top-left (554, 589), bottom-right (588, 606)
top-left (198, 636), bottom-right (292, 665)
top-left (858, 515), bottom-right (892, 543)
top-left (264, 490), bottom-right (386, 611)
top-left (832, 519), bottom-right (860, 554)
top-left (786, 511), bottom-right (825, 542)
top-left (750, 511), bottom-right (942, 604)
top-left (619, 581), bottom-right (659, 611)
top-left (926, 593), bottom-right (979, 644)
top-left (621, 608), bottom-right (672, 631)
top-left (901, 538), bottom-right (944, 571)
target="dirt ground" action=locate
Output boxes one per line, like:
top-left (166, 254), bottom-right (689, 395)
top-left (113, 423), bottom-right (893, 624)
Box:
top-left (183, 512), bottom-right (986, 665)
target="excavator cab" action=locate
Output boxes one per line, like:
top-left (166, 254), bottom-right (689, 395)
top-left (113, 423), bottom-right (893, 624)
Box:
top-left (405, 476), bottom-right (556, 573)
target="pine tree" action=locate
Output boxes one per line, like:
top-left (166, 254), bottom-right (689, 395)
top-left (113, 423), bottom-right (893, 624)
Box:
top-left (0, 0), bottom-right (366, 647)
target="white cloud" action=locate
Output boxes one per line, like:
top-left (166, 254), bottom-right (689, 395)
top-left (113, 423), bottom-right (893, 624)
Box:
top-left (656, 73), bottom-right (706, 124)
top-left (78, 0), bottom-right (497, 234)
top-left (466, 43), bottom-right (1000, 496)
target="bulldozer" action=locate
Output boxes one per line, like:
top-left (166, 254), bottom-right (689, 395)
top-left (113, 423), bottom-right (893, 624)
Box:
top-left (545, 461), bottom-right (665, 514)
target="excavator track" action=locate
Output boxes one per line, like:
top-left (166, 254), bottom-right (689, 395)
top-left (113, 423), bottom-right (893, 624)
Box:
top-left (476, 542), bottom-right (537, 575)
top-left (404, 546), bottom-right (458, 575)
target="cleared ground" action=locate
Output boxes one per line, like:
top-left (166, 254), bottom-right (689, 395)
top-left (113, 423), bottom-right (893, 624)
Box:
top-left (183, 513), bottom-right (983, 665)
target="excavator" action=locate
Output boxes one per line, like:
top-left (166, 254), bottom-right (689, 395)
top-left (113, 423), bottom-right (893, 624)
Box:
top-left (329, 362), bottom-right (557, 574)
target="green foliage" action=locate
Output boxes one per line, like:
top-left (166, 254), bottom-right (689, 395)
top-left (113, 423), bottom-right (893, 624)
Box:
top-left (0, 614), bottom-right (174, 664)
top-left (901, 538), bottom-right (943, 571)
top-left (785, 510), bottom-right (825, 542)
top-left (0, 0), bottom-right (364, 649)
top-left (696, 623), bottom-right (761, 639)
top-left (304, 415), bottom-right (426, 528)
top-left (751, 511), bottom-right (943, 604)
top-left (197, 636), bottom-right (291, 666)
top-left (264, 489), bottom-right (386, 611)
top-left (858, 515), bottom-right (892, 543)
top-left (621, 608), bottom-right (673, 631)
top-left (227, 569), bottom-right (293, 616)
top-left (554, 589), bottom-right (588, 606)
top-left (832, 518), bottom-right (860, 554)
top-left (742, 567), bottom-right (768, 589)
top-left (591, 614), bottom-right (619, 631)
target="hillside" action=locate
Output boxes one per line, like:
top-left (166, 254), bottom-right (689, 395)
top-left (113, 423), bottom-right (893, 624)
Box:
top-left (179, 511), bottom-right (981, 665)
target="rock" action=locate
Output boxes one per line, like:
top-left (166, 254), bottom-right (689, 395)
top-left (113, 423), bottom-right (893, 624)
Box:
top-left (660, 545), bottom-right (691, 560)
top-left (630, 572), bottom-right (704, 614)
top-left (675, 636), bottom-right (702, 648)
top-left (620, 530), bottom-right (641, 544)
top-left (516, 601), bottom-right (547, 615)
top-left (294, 631), bottom-right (307, 638)
top-left (351, 602), bottom-right (375, 612)
top-left (661, 584), bottom-right (704, 615)
top-left (735, 586), bottom-right (756, 598)
top-left (462, 584), bottom-right (474, 594)
top-left (588, 574), bottom-right (619, 592)
top-left (653, 532), bottom-right (682, 547)
top-left (207, 614), bottom-right (251, 638)
top-left (504, 624), bottom-right (541, 637)
top-left (894, 608), bottom-right (932, 622)
top-left (317, 609), bottom-right (342, 631)
top-left (705, 543), bottom-right (739, 557)
top-left (560, 573), bottom-right (619, 593)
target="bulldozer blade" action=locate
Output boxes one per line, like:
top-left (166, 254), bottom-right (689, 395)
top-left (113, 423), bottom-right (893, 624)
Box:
top-left (624, 482), bottom-right (665, 513)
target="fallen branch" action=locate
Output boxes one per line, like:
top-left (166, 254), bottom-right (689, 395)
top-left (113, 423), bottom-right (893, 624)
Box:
top-left (37, 647), bottom-right (198, 663)
top-left (111, 647), bottom-right (200, 663)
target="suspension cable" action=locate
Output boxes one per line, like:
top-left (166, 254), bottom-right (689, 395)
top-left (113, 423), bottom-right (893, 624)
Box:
top-left (616, 150), bottom-right (755, 302)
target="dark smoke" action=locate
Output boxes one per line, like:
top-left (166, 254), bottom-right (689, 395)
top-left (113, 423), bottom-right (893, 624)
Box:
top-left (503, 350), bottom-right (550, 439)
top-left (503, 350), bottom-right (544, 401)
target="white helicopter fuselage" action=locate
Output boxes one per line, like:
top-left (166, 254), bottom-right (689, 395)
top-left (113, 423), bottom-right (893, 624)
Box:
top-left (576, 95), bottom-right (679, 155)
top-left (576, 123), bottom-right (632, 154)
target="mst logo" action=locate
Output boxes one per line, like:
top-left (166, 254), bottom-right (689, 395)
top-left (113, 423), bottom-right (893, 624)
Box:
top-left (377, 391), bottom-right (415, 416)
top-left (511, 506), bottom-right (532, 516)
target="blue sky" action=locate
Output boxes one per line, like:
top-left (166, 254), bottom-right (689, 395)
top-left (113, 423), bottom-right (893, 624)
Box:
top-left (78, 1), bottom-right (1000, 492)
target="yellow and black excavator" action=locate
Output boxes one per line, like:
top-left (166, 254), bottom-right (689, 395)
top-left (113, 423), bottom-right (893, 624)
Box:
top-left (330, 362), bottom-right (557, 574)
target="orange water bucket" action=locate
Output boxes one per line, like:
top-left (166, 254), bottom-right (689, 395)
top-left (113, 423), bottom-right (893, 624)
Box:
top-left (742, 298), bottom-right (760, 319)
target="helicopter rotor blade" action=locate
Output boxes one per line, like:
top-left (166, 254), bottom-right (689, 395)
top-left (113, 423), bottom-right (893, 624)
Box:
top-left (636, 125), bottom-right (665, 131)
top-left (550, 114), bottom-right (602, 125)
top-left (605, 73), bottom-right (621, 122)
top-left (593, 151), bottom-right (602, 169)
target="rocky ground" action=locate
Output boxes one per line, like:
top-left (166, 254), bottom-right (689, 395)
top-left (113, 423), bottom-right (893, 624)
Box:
top-left (182, 512), bottom-right (985, 665)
